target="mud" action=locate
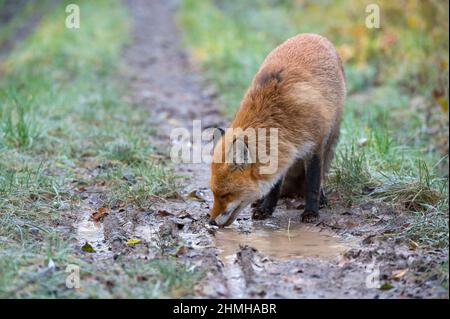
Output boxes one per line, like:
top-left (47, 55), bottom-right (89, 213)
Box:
top-left (70, 0), bottom-right (448, 299)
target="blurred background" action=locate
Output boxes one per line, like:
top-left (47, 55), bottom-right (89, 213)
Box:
top-left (179, 0), bottom-right (449, 171)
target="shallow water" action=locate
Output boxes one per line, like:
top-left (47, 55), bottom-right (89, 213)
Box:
top-left (76, 213), bottom-right (111, 257)
top-left (77, 219), bottom-right (104, 244)
top-left (215, 223), bottom-right (351, 261)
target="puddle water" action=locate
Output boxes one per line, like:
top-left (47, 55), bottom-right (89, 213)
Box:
top-left (215, 224), bottom-right (351, 261)
top-left (77, 219), bottom-right (104, 244)
top-left (76, 212), bottom-right (110, 257)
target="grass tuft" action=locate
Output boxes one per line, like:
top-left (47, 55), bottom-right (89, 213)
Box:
top-left (0, 0), bottom-right (188, 298)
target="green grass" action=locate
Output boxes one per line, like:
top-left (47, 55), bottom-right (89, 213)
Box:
top-left (441, 262), bottom-right (449, 290)
top-left (0, 0), bottom-right (194, 298)
top-left (178, 0), bottom-right (449, 249)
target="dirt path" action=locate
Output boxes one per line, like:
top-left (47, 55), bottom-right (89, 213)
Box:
top-left (76, 0), bottom-right (448, 299)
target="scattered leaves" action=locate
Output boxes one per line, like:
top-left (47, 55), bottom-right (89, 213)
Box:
top-left (81, 242), bottom-right (95, 253)
top-left (186, 190), bottom-right (206, 202)
top-left (379, 283), bottom-right (394, 290)
top-left (437, 98), bottom-right (448, 113)
top-left (176, 246), bottom-right (189, 256)
top-left (392, 269), bottom-right (408, 280)
top-left (126, 238), bottom-right (142, 246)
top-left (408, 239), bottom-right (419, 251)
top-left (91, 207), bottom-right (108, 222)
top-left (157, 210), bottom-right (174, 217)
top-left (178, 210), bottom-right (195, 220)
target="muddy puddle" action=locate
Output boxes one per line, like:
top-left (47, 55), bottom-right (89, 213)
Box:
top-left (76, 211), bottom-right (111, 257)
top-left (215, 223), bottom-right (352, 261)
top-left (77, 219), bottom-right (104, 243)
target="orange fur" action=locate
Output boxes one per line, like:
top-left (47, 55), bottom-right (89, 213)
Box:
top-left (210, 33), bottom-right (346, 226)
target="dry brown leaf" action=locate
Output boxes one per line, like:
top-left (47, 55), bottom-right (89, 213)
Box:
top-left (186, 190), bottom-right (206, 202)
top-left (156, 210), bottom-right (174, 217)
top-left (392, 268), bottom-right (408, 280)
top-left (408, 239), bottom-right (419, 251)
top-left (91, 207), bottom-right (108, 222)
top-left (176, 246), bottom-right (188, 256)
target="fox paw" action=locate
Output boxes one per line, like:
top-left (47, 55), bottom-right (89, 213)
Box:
top-left (252, 207), bottom-right (273, 220)
top-left (301, 210), bottom-right (319, 223)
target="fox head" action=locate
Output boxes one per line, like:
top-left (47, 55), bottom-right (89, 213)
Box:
top-left (209, 130), bottom-right (267, 227)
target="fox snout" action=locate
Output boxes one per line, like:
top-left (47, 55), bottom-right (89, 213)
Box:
top-left (209, 198), bottom-right (247, 227)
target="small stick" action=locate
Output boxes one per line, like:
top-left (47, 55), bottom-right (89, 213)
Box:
top-left (287, 217), bottom-right (292, 240)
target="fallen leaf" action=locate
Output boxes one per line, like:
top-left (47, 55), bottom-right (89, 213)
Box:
top-left (379, 283), bottom-right (394, 290)
top-left (156, 210), bottom-right (173, 217)
top-left (176, 246), bottom-right (188, 256)
top-left (81, 242), bottom-right (95, 253)
top-left (177, 211), bottom-right (195, 220)
top-left (408, 239), bottom-right (419, 251)
top-left (91, 207), bottom-right (108, 222)
top-left (126, 238), bottom-right (141, 246)
top-left (437, 97), bottom-right (448, 113)
top-left (186, 190), bottom-right (206, 202)
top-left (392, 269), bottom-right (408, 280)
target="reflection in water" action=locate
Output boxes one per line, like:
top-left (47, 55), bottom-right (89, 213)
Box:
top-left (215, 224), bottom-right (351, 261)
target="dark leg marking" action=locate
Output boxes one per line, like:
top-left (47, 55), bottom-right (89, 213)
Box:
top-left (302, 154), bottom-right (322, 223)
top-left (252, 178), bottom-right (283, 220)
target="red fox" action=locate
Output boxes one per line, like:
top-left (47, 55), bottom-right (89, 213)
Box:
top-left (209, 33), bottom-right (346, 227)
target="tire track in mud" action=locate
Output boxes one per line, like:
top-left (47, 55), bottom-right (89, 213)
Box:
top-left (121, 0), bottom-right (237, 297)
top-left (75, 0), bottom-right (448, 299)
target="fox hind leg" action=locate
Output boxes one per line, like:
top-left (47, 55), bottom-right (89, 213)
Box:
top-left (319, 123), bottom-right (340, 209)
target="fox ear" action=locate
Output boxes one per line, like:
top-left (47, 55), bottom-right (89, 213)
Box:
top-left (229, 138), bottom-right (252, 169)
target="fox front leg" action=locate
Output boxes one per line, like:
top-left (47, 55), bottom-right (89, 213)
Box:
top-left (302, 154), bottom-right (322, 222)
top-left (252, 178), bottom-right (283, 220)
top-left (251, 197), bottom-right (265, 208)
